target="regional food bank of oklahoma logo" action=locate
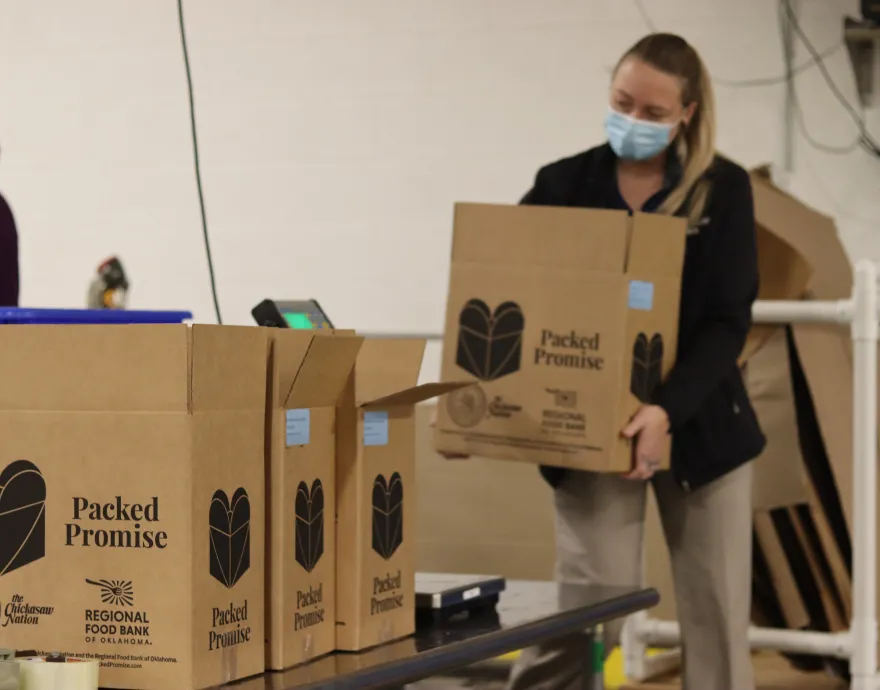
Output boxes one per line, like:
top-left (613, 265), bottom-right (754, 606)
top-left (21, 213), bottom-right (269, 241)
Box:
top-left (0, 460), bottom-right (47, 577)
top-left (86, 578), bottom-right (135, 607)
top-left (209, 488), bottom-right (251, 588)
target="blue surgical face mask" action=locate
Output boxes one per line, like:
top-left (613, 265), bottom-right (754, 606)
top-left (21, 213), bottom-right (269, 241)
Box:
top-left (604, 107), bottom-right (676, 161)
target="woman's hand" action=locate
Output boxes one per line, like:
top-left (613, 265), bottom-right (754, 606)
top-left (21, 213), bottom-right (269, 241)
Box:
top-left (429, 406), bottom-right (471, 460)
top-left (621, 405), bottom-right (670, 480)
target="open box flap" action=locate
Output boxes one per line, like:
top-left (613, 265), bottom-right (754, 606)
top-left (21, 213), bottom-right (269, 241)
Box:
top-left (0, 323), bottom-right (268, 413)
top-left (749, 167), bottom-right (848, 300)
top-left (354, 338), bottom-right (426, 406)
top-left (285, 333), bottom-right (364, 408)
top-left (452, 202), bottom-right (629, 272)
top-left (0, 323), bottom-right (189, 412)
top-left (360, 381), bottom-right (473, 409)
top-left (626, 212), bottom-right (687, 277)
top-left (190, 324), bottom-right (269, 412)
top-left (269, 330), bottom-right (315, 407)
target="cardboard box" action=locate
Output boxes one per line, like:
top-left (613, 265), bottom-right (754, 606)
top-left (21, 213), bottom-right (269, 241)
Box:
top-left (747, 330), bottom-right (810, 510)
top-left (737, 166), bottom-right (869, 662)
top-left (0, 324), bottom-right (267, 690)
top-left (740, 216), bottom-right (813, 364)
top-left (334, 338), bottom-right (467, 651)
top-left (415, 404), bottom-right (556, 581)
top-left (434, 202), bottom-right (687, 472)
top-left (264, 330), bottom-right (363, 670)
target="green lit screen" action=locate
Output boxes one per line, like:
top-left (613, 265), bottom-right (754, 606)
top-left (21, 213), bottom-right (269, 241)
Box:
top-left (282, 312), bottom-right (316, 329)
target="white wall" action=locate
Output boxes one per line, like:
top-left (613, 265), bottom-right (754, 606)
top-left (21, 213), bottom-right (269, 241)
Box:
top-left (0, 0), bottom-right (877, 382)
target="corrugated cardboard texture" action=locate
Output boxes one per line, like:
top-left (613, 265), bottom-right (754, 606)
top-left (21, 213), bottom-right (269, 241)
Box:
top-left (740, 164), bottom-right (868, 648)
top-left (0, 324), bottom-right (267, 690)
top-left (748, 330), bottom-right (810, 509)
top-left (740, 219), bottom-right (813, 364)
top-left (749, 171), bottom-right (854, 532)
top-left (415, 404), bottom-right (555, 580)
top-left (265, 330), bottom-right (363, 671)
top-left (435, 203), bottom-right (686, 473)
top-left (334, 339), bottom-right (425, 652)
top-left (415, 403), bottom-right (680, 621)
top-left (355, 339), bottom-right (424, 406)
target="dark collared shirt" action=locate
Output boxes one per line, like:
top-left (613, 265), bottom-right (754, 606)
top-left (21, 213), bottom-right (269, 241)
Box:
top-left (520, 144), bottom-right (765, 490)
top-left (607, 149), bottom-right (682, 213)
top-left (0, 192), bottom-right (18, 306)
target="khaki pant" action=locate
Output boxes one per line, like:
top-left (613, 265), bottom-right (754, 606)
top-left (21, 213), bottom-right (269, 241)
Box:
top-left (506, 463), bottom-right (754, 690)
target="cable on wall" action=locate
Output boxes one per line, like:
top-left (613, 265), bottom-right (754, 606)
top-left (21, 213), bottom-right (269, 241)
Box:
top-left (631, 0), bottom-right (842, 89)
top-left (632, 0), bottom-right (878, 159)
top-left (716, 42), bottom-right (842, 89)
top-left (634, 0), bottom-right (657, 33)
top-left (779, 0), bottom-right (880, 160)
top-left (177, 0), bottom-right (223, 324)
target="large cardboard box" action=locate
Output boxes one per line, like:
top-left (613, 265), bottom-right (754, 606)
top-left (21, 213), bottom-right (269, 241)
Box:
top-left (334, 338), bottom-right (467, 651)
top-left (741, 168), bottom-right (861, 660)
top-left (264, 330), bottom-right (363, 670)
top-left (0, 324), bottom-right (267, 690)
top-left (434, 202), bottom-right (687, 472)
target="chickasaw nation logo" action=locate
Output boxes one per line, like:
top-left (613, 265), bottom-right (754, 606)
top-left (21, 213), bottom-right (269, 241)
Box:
top-left (446, 384), bottom-right (488, 428)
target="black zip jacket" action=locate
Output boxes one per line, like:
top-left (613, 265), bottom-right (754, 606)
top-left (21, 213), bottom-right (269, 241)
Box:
top-left (0, 191), bottom-right (17, 307)
top-left (521, 144), bottom-right (766, 491)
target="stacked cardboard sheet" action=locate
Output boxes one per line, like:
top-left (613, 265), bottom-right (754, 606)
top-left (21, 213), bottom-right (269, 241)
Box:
top-left (744, 167), bottom-right (861, 675)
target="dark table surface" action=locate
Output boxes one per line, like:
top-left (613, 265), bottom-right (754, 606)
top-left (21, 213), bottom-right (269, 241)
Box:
top-left (225, 580), bottom-right (659, 690)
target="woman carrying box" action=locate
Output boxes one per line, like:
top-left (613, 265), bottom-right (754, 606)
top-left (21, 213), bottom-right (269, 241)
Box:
top-left (442, 33), bottom-right (765, 690)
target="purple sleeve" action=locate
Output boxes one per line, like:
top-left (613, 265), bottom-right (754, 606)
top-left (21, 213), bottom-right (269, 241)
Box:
top-left (0, 193), bottom-right (19, 307)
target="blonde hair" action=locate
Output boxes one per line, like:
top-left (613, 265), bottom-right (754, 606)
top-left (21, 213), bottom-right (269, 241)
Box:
top-left (615, 34), bottom-right (716, 227)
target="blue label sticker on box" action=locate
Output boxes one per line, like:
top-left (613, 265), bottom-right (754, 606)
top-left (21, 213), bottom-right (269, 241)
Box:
top-left (285, 408), bottom-right (311, 447)
top-left (363, 411), bottom-right (389, 447)
top-left (628, 280), bottom-right (654, 311)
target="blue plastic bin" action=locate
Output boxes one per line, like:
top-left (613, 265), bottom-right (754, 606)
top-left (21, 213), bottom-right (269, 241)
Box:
top-left (0, 308), bottom-right (193, 325)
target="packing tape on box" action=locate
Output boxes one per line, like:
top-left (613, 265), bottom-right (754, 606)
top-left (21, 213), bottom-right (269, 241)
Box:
top-left (301, 633), bottom-right (314, 662)
top-left (221, 646), bottom-right (237, 685)
top-left (378, 619), bottom-right (394, 644)
top-left (16, 655), bottom-right (99, 690)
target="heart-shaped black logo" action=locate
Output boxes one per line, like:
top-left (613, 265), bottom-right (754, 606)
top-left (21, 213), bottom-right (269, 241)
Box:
top-left (371, 473), bottom-right (403, 561)
top-left (295, 479), bottom-right (324, 573)
top-left (630, 333), bottom-right (664, 403)
top-left (0, 460), bottom-right (46, 577)
top-left (456, 299), bottom-right (524, 381)
top-left (209, 488), bottom-right (251, 588)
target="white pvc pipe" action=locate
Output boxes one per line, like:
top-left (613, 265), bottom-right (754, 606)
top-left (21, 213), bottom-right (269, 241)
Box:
top-left (625, 273), bottom-right (880, 686)
top-left (639, 620), bottom-right (852, 660)
top-left (752, 298), bottom-right (853, 325)
top-left (850, 260), bottom-right (879, 690)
